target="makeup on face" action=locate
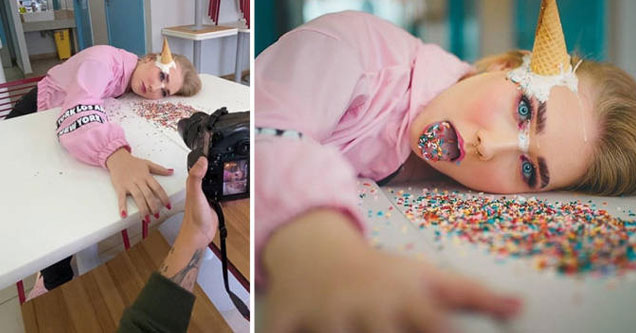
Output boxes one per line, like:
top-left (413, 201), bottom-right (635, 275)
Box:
top-left (514, 89), bottom-right (554, 189)
top-left (146, 63), bottom-right (171, 98)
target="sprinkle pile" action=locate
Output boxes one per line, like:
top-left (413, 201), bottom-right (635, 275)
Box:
top-left (133, 101), bottom-right (202, 130)
top-left (391, 189), bottom-right (636, 276)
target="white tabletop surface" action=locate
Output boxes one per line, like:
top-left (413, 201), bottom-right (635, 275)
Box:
top-left (359, 179), bottom-right (636, 333)
top-left (0, 74), bottom-right (249, 290)
top-left (162, 26), bottom-right (238, 41)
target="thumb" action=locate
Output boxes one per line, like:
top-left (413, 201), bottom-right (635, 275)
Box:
top-left (187, 156), bottom-right (208, 191)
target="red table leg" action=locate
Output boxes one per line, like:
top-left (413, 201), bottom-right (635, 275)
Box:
top-left (16, 280), bottom-right (25, 305)
top-left (121, 230), bottom-right (131, 250)
top-left (142, 220), bottom-right (148, 239)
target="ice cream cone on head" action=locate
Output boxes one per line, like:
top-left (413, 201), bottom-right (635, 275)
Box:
top-left (507, 0), bottom-right (579, 103)
top-left (156, 37), bottom-right (176, 74)
top-left (530, 0), bottom-right (570, 75)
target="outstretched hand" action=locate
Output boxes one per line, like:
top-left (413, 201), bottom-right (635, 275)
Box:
top-left (264, 209), bottom-right (522, 332)
top-left (106, 148), bottom-right (173, 221)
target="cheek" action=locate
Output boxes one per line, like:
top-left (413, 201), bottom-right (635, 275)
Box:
top-left (439, 161), bottom-right (522, 193)
top-left (464, 89), bottom-right (509, 128)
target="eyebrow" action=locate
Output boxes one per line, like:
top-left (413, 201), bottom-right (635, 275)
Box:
top-left (537, 157), bottom-right (550, 188)
top-left (536, 100), bottom-right (547, 134)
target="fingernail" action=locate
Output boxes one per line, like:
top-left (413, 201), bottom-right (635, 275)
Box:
top-left (121, 210), bottom-right (127, 218)
top-left (168, 168), bottom-right (174, 172)
top-left (145, 215), bottom-right (150, 223)
top-left (166, 203), bottom-right (172, 210)
top-left (154, 212), bottom-right (160, 219)
top-left (502, 298), bottom-right (522, 316)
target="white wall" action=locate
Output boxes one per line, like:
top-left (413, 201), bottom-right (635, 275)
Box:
top-left (88, 0), bottom-right (108, 45)
top-left (613, 0), bottom-right (636, 78)
top-left (479, 0), bottom-right (513, 57)
top-left (148, 0), bottom-right (249, 76)
top-left (25, 31), bottom-right (56, 55)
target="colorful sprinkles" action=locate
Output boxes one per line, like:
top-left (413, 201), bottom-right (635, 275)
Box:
top-left (418, 121), bottom-right (457, 162)
top-left (388, 188), bottom-right (636, 276)
top-left (132, 101), bottom-right (202, 130)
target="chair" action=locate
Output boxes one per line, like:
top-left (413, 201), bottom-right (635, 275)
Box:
top-left (0, 76), bottom-right (44, 120)
top-left (1, 76), bottom-right (133, 304)
top-left (239, 0), bottom-right (250, 28)
top-left (208, 0), bottom-right (249, 28)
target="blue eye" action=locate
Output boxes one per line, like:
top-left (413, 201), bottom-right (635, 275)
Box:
top-left (518, 95), bottom-right (531, 121)
top-left (520, 157), bottom-right (536, 187)
top-left (159, 72), bottom-right (165, 81)
top-left (522, 160), bottom-right (533, 177)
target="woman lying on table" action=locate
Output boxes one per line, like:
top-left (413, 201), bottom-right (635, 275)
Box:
top-left (7, 40), bottom-right (201, 299)
top-left (255, 7), bottom-right (636, 333)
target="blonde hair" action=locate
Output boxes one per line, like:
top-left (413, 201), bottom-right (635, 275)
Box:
top-left (142, 53), bottom-right (202, 96)
top-left (173, 54), bottom-right (201, 96)
top-left (475, 51), bottom-right (636, 196)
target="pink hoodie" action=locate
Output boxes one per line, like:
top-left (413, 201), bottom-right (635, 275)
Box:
top-left (255, 11), bottom-right (473, 287)
top-left (38, 45), bottom-right (138, 167)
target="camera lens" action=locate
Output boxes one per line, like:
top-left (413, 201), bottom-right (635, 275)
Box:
top-left (238, 141), bottom-right (249, 154)
top-left (176, 118), bottom-right (189, 142)
top-left (178, 112), bottom-right (209, 149)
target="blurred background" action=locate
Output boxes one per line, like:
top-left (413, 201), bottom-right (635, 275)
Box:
top-left (0, 0), bottom-right (249, 83)
top-left (256, 0), bottom-right (636, 77)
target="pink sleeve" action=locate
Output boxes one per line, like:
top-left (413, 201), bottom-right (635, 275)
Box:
top-left (254, 28), bottom-right (366, 288)
top-left (55, 60), bottom-right (130, 168)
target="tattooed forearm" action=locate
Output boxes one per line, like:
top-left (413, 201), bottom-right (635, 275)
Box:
top-left (164, 248), bottom-right (205, 291)
top-left (159, 248), bottom-right (175, 273)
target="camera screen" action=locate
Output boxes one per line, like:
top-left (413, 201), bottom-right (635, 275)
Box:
top-left (223, 160), bottom-right (248, 195)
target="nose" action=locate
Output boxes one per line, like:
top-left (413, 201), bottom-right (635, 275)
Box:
top-left (475, 129), bottom-right (519, 160)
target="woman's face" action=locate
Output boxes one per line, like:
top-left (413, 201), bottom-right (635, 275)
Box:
top-left (130, 56), bottom-right (183, 99)
top-left (409, 70), bottom-right (598, 193)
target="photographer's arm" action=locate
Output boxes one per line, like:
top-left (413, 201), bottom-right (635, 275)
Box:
top-left (118, 157), bottom-right (217, 333)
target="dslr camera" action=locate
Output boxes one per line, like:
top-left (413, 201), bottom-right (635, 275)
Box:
top-left (177, 107), bottom-right (250, 202)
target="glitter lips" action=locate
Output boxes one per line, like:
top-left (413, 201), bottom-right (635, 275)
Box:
top-left (418, 121), bottom-right (464, 163)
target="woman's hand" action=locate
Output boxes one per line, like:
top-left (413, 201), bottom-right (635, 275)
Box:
top-left (106, 148), bottom-right (173, 221)
top-left (263, 209), bottom-right (522, 332)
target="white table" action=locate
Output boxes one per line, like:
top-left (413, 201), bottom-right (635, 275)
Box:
top-left (0, 74), bottom-right (249, 291)
top-left (162, 24), bottom-right (238, 73)
top-left (360, 179), bottom-right (636, 332)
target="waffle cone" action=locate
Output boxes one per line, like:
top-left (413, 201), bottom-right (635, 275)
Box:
top-left (530, 0), bottom-right (570, 75)
top-left (160, 38), bottom-right (173, 64)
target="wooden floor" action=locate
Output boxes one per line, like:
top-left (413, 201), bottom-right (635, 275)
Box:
top-left (216, 199), bottom-right (250, 281)
top-left (21, 231), bottom-right (232, 333)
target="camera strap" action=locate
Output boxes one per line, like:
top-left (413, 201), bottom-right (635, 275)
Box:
top-left (210, 200), bottom-right (251, 321)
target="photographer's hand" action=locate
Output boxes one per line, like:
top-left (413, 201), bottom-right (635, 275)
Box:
top-left (158, 156), bottom-right (218, 291)
top-left (106, 148), bottom-right (173, 220)
top-left (264, 209), bottom-right (522, 332)
top-left (180, 156), bottom-right (218, 244)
